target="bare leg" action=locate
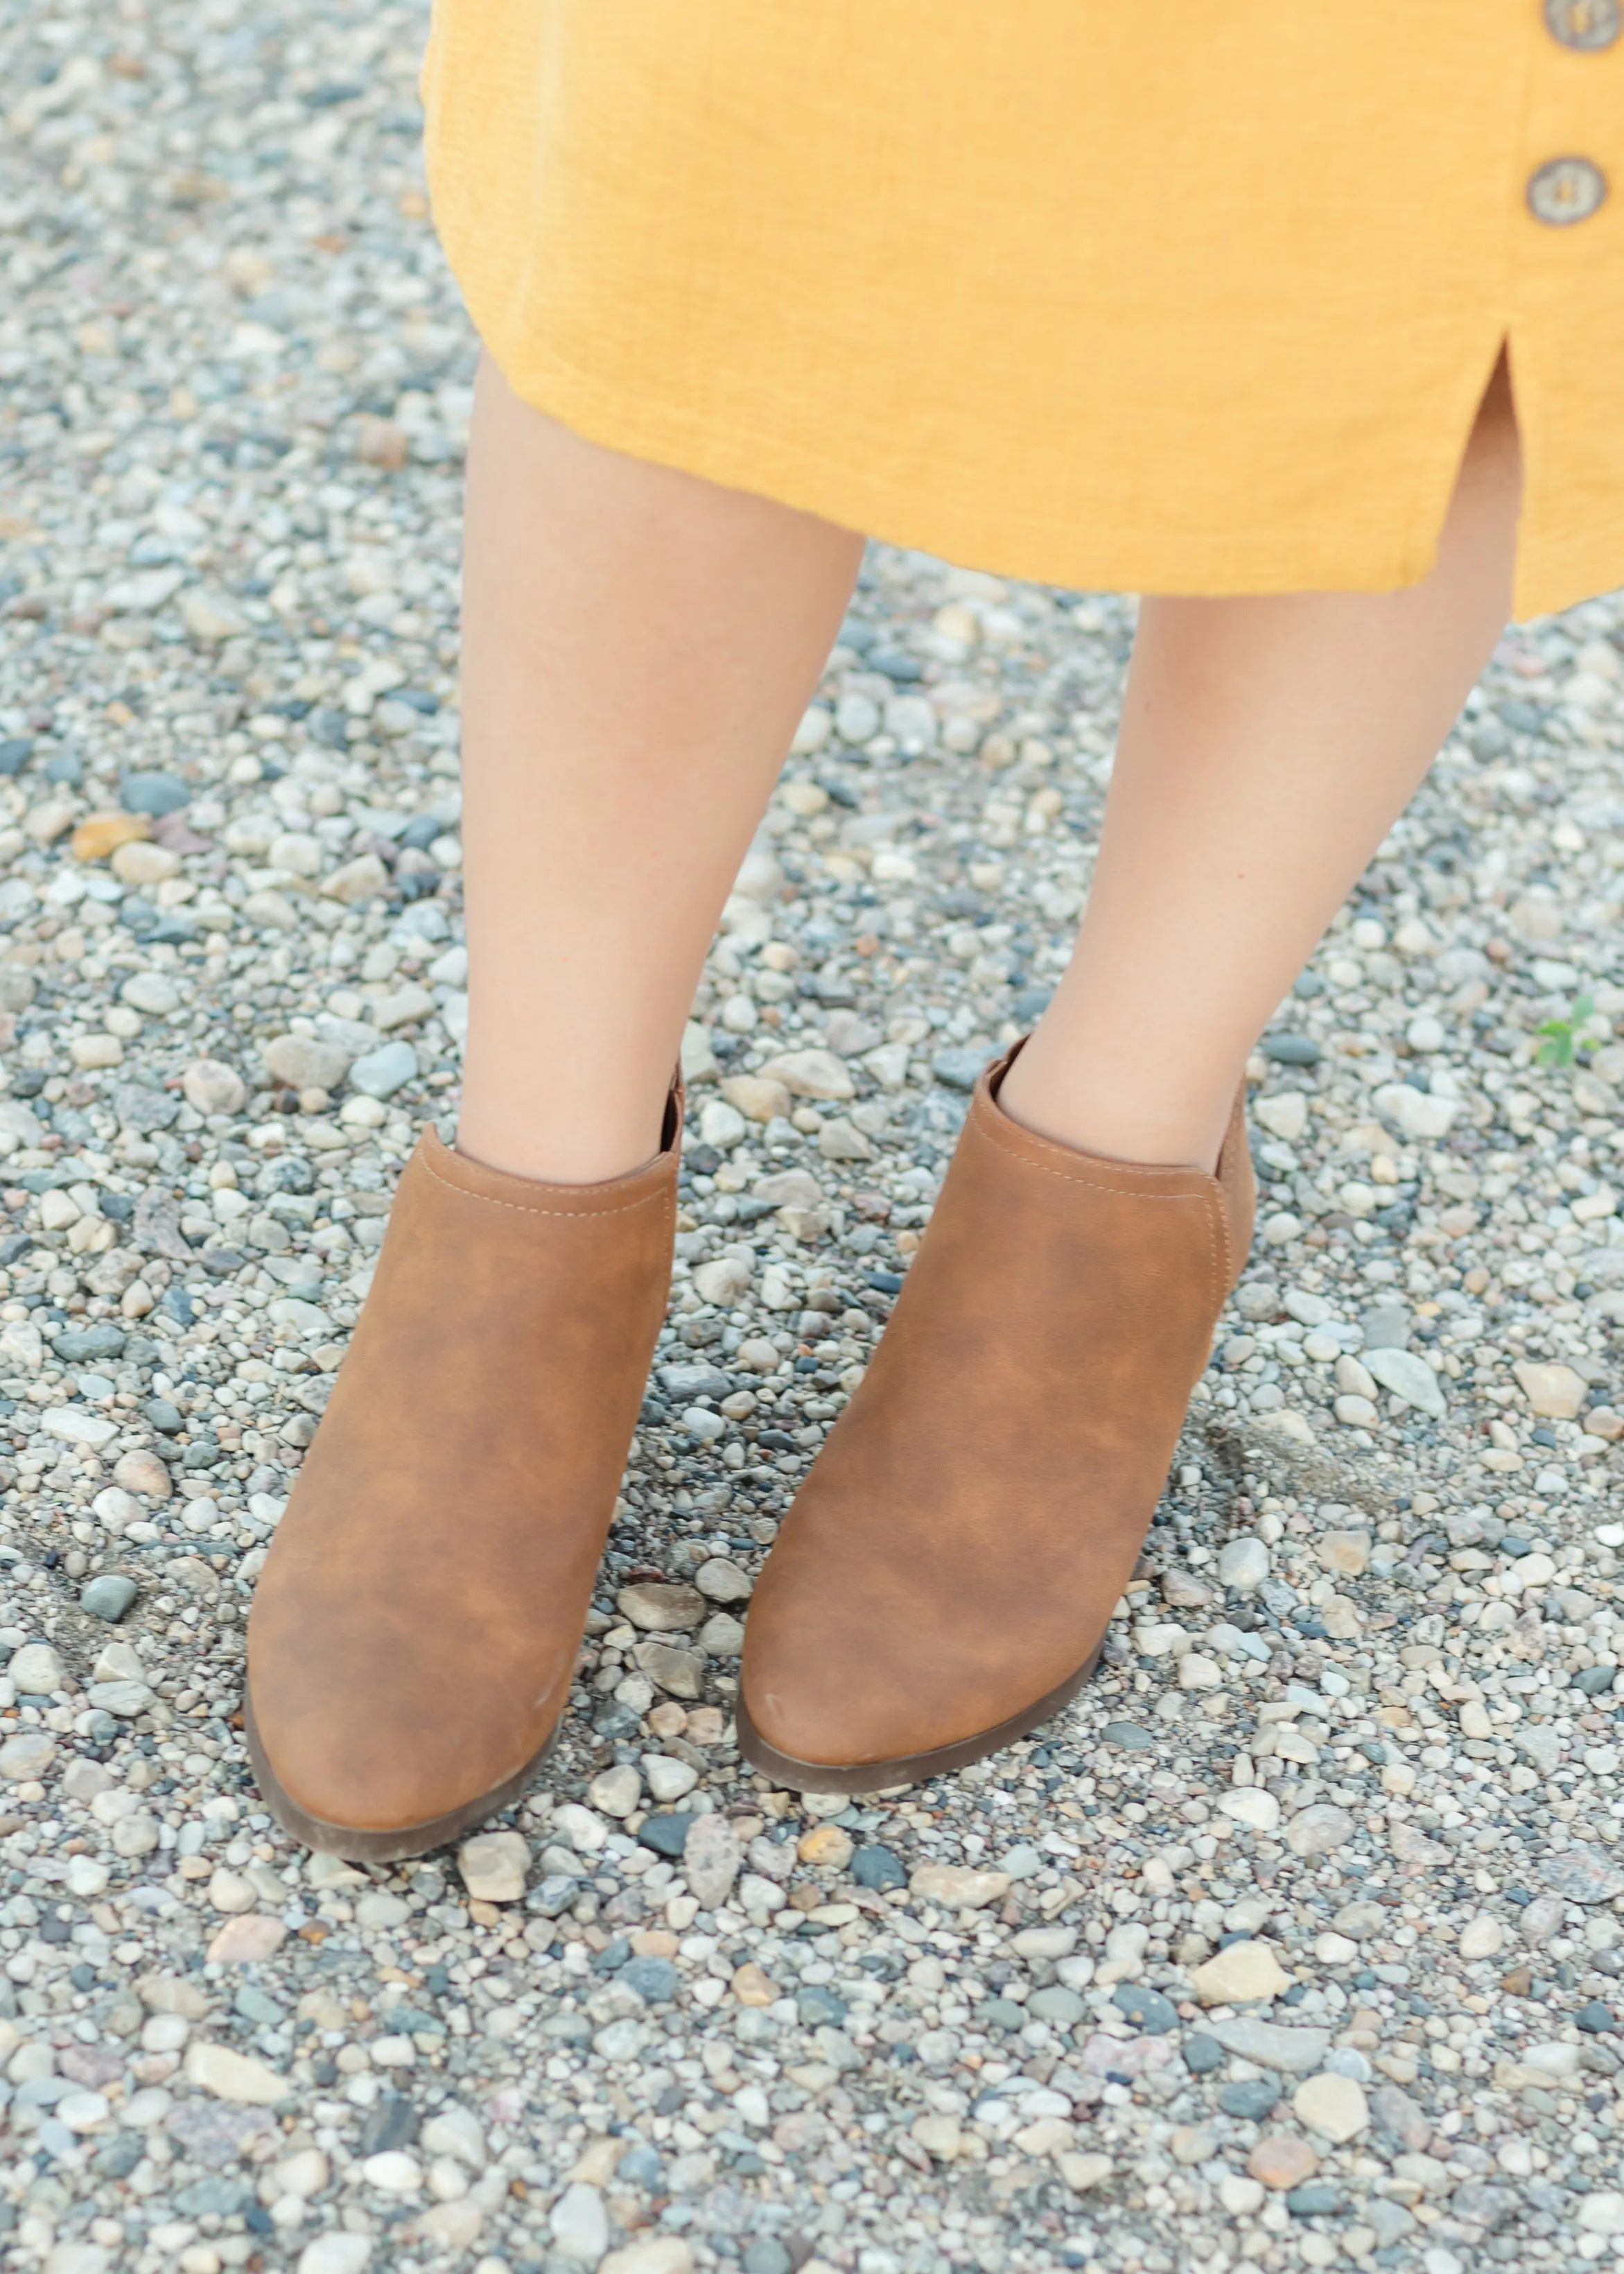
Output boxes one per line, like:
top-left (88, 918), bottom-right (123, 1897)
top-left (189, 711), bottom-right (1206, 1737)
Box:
top-left (1000, 357), bottom-right (1522, 1172)
top-left (456, 353), bottom-right (864, 1183)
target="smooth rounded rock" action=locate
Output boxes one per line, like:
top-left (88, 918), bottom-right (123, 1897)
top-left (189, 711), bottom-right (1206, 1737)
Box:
top-left (80, 1574), bottom-right (138, 1623)
top-left (588, 1764), bottom-right (643, 1819)
top-left (550, 2181), bottom-right (609, 2260)
top-left (644, 1755), bottom-right (698, 1803)
top-left (1218, 1787), bottom-right (1281, 1834)
top-left (1286, 1803), bottom-right (1355, 1859)
top-left (457, 1830), bottom-right (529, 1904)
top-left (182, 1057), bottom-right (247, 1116)
top-left (1217, 1537), bottom-right (1270, 1594)
top-left (1248, 2134), bottom-right (1320, 2189)
top-left (9, 1642), bottom-right (66, 1695)
top-left (1460, 1913), bottom-right (1505, 1961)
top-left (1292, 2072), bottom-right (1369, 2143)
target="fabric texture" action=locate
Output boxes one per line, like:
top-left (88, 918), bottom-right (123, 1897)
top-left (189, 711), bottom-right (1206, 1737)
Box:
top-left (420, 2), bottom-right (1623, 619)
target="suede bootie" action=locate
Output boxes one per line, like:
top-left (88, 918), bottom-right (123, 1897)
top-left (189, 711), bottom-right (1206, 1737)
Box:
top-left (247, 1085), bottom-right (681, 1857)
top-left (737, 1043), bottom-right (1253, 1791)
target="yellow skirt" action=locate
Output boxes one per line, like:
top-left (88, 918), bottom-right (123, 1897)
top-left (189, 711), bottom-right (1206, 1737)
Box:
top-left (421, 1), bottom-right (1624, 620)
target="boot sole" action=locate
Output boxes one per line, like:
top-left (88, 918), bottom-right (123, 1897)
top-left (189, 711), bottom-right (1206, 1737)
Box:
top-left (243, 1692), bottom-right (559, 1864)
top-left (734, 1640), bottom-right (1103, 1796)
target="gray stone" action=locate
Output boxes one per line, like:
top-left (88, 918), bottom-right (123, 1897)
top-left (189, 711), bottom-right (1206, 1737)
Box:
top-left (1285, 1803), bottom-right (1356, 1858)
top-left (1027, 1985), bottom-right (1087, 2027)
top-left (1370, 2083), bottom-right (1432, 2151)
top-left (1218, 1536), bottom-right (1271, 1593)
top-left (683, 1812), bottom-right (742, 1908)
top-left (1205, 2018), bottom-right (1331, 2074)
top-left (1362, 1345), bottom-right (1445, 1418)
top-left (80, 1575), bottom-right (139, 1623)
top-left (1218, 2078), bottom-right (1281, 2120)
top-left (121, 771), bottom-right (190, 817)
top-left (549, 2180), bottom-right (609, 2262)
top-left (8, 1642), bottom-right (67, 1695)
top-left (1540, 1845), bottom-right (1624, 1905)
top-left (932, 1044), bottom-right (997, 1092)
top-left (261, 1034), bottom-right (351, 1093)
top-left (347, 1040), bottom-right (419, 1099)
top-left (112, 1082), bottom-right (180, 1134)
top-left (851, 1845), bottom-right (907, 1890)
top-left (86, 1680), bottom-right (155, 1717)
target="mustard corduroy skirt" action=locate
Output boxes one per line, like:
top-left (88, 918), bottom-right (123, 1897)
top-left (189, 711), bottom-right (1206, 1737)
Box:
top-left (421, 1), bottom-right (1624, 620)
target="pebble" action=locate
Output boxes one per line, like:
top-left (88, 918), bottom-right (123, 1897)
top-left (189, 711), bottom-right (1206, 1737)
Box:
top-left (181, 1059), bottom-right (249, 1117)
top-left (645, 1755), bottom-right (698, 1802)
top-left (9, 1641), bottom-right (66, 1695)
top-left (1292, 2072), bottom-right (1369, 2142)
top-left (907, 1864), bottom-right (1011, 1909)
top-left (1207, 2018), bottom-right (1334, 2074)
top-left (295, 2241), bottom-right (372, 2274)
top-left (682, 1812), bottom-right (742, 1907)
top-left (207, 1915), bottom-right (287, 1965)
top-left (694, 1555), bottom-right (752, 1602)
top-left (851, 1845), bottom-right (907, 1890)
top-left (1513, 1360), bottom-right (1588, 1419)
top-left (757, 1048), bottom-right (855, 1101)
top-left (1217, 1536), bottom-right (1271, 1592)
top-left (349, 1041), bottom-right (419, 1100)
top-left (549, 2180), bottom-right (609, 2262)
top-left (1286, 1803), bottom-right (1356, 1857)
top-left (1218, 1787), bottom-right (1280, 1833)
top-left (1112, 1984), bottom-right (1178, 2033)
top-left (1316, 1528), bottom-right (1371, 1577)
top-left (183, 2042), bottom-right (286, 2106)
top-left (0, 1731), bottom-right (57, 1782)
top-left (618, 1581), bottom-right (706, 1632)
top-left (1219, 2079), bottom-right (1282, 2121)
top-left (600, 2246), bottom-right (695, 2274)
top-left (1540, 1846), bottom-right (1624, 1905)
top-left (457, 1832), bottom-right (530, 1904)
top-left (798, 1823), bottom-right (854, 1868)
top-left (1248, 2135), bottom-right (1321, 2190)
top-left (588, 1765), bottom-right (642, 1819)
top-left (262, 1035), bottom-right (351, 1093)
top-left (1459, 1913), bottom-right (1505, 1960)
top-left (637, 1814), bottom-right (694, 1859)
top-left (1362, 1345), bottom-right (1446, 1418)
top-left (1191, 1939), bottom-right (1292, 2004)
top-left (79, 1574), bottom-right (138, 1623)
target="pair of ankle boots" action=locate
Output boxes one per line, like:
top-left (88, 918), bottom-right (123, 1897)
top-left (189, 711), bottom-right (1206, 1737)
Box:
top-left (245, 1041), bottom-right (1255, 1859)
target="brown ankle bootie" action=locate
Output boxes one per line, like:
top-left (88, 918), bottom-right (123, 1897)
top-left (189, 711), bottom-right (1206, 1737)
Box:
top-left (736, 1043), bottom-right (1254, 1793)
top-left (246, 1084), bottom-right (681, 1858)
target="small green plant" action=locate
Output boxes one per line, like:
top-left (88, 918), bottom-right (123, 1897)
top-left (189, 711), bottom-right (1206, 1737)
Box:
top-left (1535, 991), bottom-right (1597, 1069)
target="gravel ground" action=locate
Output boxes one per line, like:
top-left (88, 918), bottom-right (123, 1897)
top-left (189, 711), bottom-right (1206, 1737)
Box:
top-left (5, 9), bottom-right (1624, 2274)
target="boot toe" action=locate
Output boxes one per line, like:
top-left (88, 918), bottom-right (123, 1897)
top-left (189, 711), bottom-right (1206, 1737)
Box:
top-left (740, 1608), bottom-right (972, 1774)
top-left (248, 1665), bottom-right (528, 1841)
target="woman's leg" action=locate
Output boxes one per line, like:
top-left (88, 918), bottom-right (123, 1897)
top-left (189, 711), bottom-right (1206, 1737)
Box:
top-left (457, 352), bottom-right (865, 1183)
top-left (736, 358), bottom-right (1523, 1790)
top-left (1000, 356), bottom-right (1522, 1172)
top-left (249, 365), bottom-right (862, 1855)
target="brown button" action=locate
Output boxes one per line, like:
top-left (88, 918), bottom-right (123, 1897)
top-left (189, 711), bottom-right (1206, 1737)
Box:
top-left (1527, 155), bottom-right (1609, 223)
top-left (1544, 0), bottom-right (1621, 49)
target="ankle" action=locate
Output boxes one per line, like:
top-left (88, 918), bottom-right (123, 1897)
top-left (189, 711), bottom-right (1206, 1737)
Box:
top-left (997, 1044), bottom-right (1234, 1175)
top-left (455, 1092), bottom-right (670, 1186)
